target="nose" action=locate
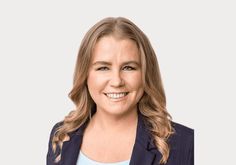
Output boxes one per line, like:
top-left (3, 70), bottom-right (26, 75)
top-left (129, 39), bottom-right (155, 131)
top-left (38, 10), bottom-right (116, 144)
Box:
top-left (109, 69), bottom-right (125, 87)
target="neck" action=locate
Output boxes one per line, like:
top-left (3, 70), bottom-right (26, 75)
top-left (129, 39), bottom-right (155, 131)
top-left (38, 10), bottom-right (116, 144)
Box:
top-left (89, 108), bottom-right (138, 134)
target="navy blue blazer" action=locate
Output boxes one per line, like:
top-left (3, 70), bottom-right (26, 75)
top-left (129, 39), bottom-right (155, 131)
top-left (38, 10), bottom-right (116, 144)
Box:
top-left (47, 112), bottom-right (194, 165)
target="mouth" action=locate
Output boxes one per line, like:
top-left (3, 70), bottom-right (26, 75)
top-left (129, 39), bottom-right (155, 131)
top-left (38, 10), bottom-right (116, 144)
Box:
top-left (104, 92), bottom-right (129, 99)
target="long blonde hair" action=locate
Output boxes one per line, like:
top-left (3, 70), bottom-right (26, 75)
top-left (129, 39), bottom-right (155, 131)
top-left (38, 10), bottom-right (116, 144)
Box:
top-left (52, 17), bottom-right (174, 164)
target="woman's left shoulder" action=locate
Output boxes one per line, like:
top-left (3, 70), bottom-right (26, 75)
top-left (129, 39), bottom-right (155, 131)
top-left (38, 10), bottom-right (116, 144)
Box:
top-left (169, 121), bottom-right (194, 153)
top-left (166, 122), bottom-right (194, 164)
top-left (171, 121), bottom-right (194, 138)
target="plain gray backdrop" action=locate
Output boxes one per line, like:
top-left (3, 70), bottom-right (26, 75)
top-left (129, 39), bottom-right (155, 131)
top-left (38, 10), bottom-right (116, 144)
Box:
top-left (0, 0), bottom-right (235, 164)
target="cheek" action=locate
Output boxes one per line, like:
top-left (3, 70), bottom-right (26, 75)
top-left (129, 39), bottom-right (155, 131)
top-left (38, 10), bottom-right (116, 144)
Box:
top-left (87, 72), bottom-right (107, 93)
top-left (126, 72), bottom-right (143, 89)
top-left (128, 72), bottom-right (144, 99)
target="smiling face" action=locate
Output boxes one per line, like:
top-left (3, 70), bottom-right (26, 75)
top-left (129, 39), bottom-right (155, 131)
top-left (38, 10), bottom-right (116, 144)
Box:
top-left (87, 35), bottom-right (144, 117)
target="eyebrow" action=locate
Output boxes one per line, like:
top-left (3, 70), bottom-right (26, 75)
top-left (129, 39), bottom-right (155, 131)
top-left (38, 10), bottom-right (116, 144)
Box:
top-left (92, 61), bottom-right (140, 66)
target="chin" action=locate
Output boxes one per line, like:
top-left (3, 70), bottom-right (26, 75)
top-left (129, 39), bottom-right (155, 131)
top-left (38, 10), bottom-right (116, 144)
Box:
top-left (109, 107), bottom-right (136, 116)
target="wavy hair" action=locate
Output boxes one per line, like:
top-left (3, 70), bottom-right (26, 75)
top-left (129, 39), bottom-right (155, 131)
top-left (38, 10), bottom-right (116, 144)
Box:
top-left (52, 17), bottom-right (174, 164)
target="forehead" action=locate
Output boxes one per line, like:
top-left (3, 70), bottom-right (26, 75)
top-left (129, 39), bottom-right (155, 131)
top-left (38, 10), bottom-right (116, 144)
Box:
top-left (91, 36), bottom-right (140, 62)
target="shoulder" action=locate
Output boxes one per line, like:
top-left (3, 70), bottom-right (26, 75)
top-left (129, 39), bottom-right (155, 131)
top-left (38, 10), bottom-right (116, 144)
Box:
top-left (171, 122), bottom-right (194, 139)
top-left (167, 121), bottom-right (194, 164)
top-left (169, 121), bottom-right (194, 146)
top-left (47, 121), bottom-right (63, 164)
top-left (48, 121), bottom-right (64, 144)
top-left (49, 121), bottom-right (63, 136)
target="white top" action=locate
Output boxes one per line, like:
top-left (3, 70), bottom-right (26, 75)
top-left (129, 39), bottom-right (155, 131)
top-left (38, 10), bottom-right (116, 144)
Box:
top-left (76, 151), bottom-right (130, 165)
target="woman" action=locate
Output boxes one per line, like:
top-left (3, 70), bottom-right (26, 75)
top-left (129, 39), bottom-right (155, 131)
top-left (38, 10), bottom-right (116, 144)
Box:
top-left (47, 17), bottom-right (194, 165)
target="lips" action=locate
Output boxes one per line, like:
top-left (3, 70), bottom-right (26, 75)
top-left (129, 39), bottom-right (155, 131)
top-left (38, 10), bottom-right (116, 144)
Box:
top-left (104, 92), bottom-right (129, 99)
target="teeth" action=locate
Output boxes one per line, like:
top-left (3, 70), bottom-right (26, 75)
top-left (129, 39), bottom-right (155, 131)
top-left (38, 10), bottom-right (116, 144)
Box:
top-left (106, 92), bottom-right (128, 99)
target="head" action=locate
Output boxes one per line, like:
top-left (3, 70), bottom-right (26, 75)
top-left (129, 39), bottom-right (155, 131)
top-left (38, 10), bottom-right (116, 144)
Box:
top-left (55, 17), bottom-right (172, 164)
top-left (87, 35), bottom-right (144, 117)
top-left (69, 17), bottom-right (166, 117)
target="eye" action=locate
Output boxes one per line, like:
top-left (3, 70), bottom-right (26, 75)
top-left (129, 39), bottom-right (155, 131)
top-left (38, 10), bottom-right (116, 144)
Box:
top-left (123, 66), bottom-right (135, 71)
top-left (96, 67), bottom-right (109, 71)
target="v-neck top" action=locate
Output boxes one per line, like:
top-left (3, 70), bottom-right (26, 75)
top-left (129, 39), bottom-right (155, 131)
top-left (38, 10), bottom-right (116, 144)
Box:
top-left (76, 151), bottom-right (130, 165)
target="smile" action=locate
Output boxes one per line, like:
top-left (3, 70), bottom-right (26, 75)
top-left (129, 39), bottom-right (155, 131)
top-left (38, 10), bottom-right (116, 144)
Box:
top-left (104, 92), bottom-right (129, 99)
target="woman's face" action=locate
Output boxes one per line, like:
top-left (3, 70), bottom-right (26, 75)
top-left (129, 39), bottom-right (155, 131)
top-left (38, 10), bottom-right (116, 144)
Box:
top-left (87, 35), bottom-right (144, 117)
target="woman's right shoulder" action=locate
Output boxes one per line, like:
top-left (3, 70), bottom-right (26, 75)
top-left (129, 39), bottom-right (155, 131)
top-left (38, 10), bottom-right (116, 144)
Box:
top-left (47, 121), bottom-right (63, 164)
top-left (47, 121), bottom-right (64, 149)
top-left (49, 121), bottom-right (64, 137)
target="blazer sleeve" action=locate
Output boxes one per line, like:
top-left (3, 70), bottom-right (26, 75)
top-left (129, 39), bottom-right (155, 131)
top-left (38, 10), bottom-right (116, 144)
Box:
top-left (46, 122), bottom-right (62, 165)
top-left (169, 122), bottom-right (194, 165)
top-left (185, 130), bottom-right (194, 165)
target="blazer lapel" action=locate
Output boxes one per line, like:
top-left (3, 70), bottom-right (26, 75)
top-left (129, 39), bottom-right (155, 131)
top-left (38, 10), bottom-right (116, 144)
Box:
top-left (60, 121), bottom-right (88, 165)
top-left (129, 112), bottom-right (161, 165)
top-left (130, 142), bottom-right (156, 165)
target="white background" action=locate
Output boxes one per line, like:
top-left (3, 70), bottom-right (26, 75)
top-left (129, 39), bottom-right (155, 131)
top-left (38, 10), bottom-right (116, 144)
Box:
top-left (0, 0), bottom-right (235, 164)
